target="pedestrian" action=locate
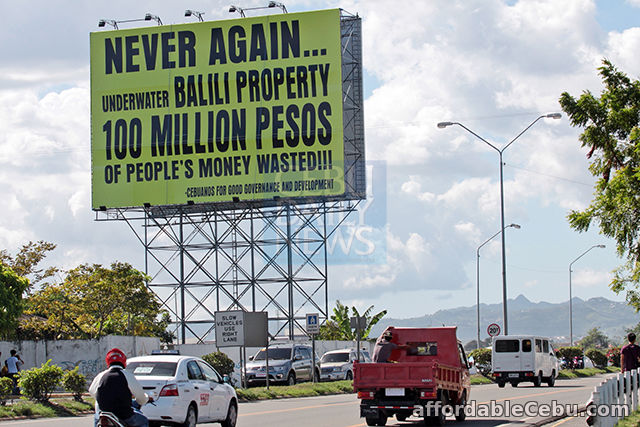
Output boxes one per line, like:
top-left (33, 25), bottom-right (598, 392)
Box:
top-left (621, 332), bottom-right (640, 373)
top-left (5, 349), bottom-right (23, 394)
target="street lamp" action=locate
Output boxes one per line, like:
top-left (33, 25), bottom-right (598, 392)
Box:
top-left (569, 244), bottom-right (605, 346)
top-left (477, 223), bottom-right (521, 349)
top-left (438, 113), bottom-right (561, 335)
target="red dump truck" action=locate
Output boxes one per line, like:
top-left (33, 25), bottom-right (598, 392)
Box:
top-left (353, 327), bottom-right (471, 426)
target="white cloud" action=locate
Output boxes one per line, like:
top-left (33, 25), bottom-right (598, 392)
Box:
top-left (573, 269), bottom-right (613, 288)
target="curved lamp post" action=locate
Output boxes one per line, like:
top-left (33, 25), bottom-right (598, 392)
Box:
top-left (569, 244), bottom-right (605, 345)
top-left (438, 113), bottom-right (561, 335)
top-left (477, 223), bottom-right (520, 349)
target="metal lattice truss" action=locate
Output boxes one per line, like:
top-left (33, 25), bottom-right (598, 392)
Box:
top-left (341, 11), bottom-right (366, 200)
top-left (96, 201), bottom-right (358, 343)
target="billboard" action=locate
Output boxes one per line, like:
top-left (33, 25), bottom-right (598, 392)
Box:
top-left (90, 9), bottom-right (358, 210)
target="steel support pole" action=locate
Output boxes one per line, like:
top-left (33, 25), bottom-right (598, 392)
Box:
top-left (286, 204), bottom-right (294, 339)
top-left (569, 266), bottom-right (573, 346)
top-left (180, 211), bottom-right (186, 344)
top-left (476, 249), bottom-right (481, 349)
top-left (499, 153), bottom-right (508, 335)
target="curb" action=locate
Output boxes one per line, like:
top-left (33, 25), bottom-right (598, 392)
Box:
top-left (496, 405), bottom-right (588, 427)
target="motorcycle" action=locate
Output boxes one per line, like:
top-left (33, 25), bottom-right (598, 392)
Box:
top-left (97, 398), bottom-right (155, 427)
top-left (98, 411), bottom-right (126, 427)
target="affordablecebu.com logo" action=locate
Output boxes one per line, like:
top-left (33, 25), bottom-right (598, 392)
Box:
top-left (411, 400), bottom-right (629, 418)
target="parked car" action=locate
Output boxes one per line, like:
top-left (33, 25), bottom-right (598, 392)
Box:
top-left (126, 354), bottom-right (238, 427)
top-left (245, 344), bottom-right (320, 386)
top-left (491, 335), bottom-right (559, 387)
top-left (320, 348), bottom-right (371, 381)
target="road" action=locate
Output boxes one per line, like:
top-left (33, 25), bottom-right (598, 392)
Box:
top-left (0, 375), bottom-right (611, 427)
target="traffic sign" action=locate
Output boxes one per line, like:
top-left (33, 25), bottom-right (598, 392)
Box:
top-left (487, 323), bottom-right (501, 337)
top-left (306, 313), bottom-right (320, 334)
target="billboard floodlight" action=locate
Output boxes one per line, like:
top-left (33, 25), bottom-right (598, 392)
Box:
top-left (185, 9), bottom-right (205, 21)
top-left (229, 5), bottom-right (246, 17)
top-left (145, 13), bottom-right (163, 25)
top-left (98, 19), bottom-right (118, 29)
top-left (268, 1), bottom-right (288, 13)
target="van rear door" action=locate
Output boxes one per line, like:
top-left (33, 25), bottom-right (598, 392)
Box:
top-left (493, 339), bottom-right (521, 372)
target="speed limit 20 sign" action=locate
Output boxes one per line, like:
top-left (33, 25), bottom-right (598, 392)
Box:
top-left (487, 323), bottom-right (501, 337)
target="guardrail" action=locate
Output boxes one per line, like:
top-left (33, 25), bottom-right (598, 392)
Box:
top-left (589, 369), bottom-right (639, 427)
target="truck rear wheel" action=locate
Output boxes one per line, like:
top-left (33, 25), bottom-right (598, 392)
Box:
top-left (425, 393), bottom-right (447, 426)
top-left (365, 415), bottom-right (387, 426)
top-left (455, 392), bottom-right (467, 422)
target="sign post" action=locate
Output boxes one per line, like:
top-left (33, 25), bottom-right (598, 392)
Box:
top-left (487, 323), bottom-right (501, 338)
top-left (350, 316), bottom-right (367, 362)
top-left (215, 311), bottom-right (268, 388)
top-left (306, 313), bottom-right (320, 383)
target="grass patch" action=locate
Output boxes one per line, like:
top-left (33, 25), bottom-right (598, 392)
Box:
top-left (470, 375), bottom-right (493, 385)
top-left (0, 398), bottom-right (93, 419)
top-left (557, 366), bottom-right (619, 379)
top-left (616, 409), bottom-right (640, 427)
top-left (236, 380), bottom-right (354, 401)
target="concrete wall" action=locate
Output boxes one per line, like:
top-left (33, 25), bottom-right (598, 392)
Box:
top-left (0, 336), bottom-right (370, 386)
top-left (0, 336), bottom-right (160, 383)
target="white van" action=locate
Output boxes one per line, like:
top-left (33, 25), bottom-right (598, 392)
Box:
top-left (491, 335), bottom-right (559, 388)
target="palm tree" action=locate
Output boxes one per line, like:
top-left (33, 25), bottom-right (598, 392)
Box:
top-left (317, 300), bottom-right (387, 340)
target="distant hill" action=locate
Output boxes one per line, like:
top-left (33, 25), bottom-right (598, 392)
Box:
top-left (370, 295), bottom-right (639, 345)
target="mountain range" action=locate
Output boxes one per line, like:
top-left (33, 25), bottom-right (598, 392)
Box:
top-left (370, 295), bottom-right (640, 345)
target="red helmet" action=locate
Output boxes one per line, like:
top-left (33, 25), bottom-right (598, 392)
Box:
top-left (106, 348), bottom-right (127, 367)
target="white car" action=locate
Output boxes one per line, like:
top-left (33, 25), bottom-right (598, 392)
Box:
top-left (319, 349), bottom-right (371, 381)
top-left (126, 354), bottom-right (237, 427)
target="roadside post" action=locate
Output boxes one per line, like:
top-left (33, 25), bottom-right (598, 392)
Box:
top-left (306, 313), bottom-right (320, 383)
top-left (350, 316), bottom-right (367, 361)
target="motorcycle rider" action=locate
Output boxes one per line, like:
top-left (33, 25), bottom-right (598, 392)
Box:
top-left (89, 348), bottom-right (151, 427)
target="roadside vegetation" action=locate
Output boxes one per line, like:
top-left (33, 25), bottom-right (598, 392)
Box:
top-left (617, 409), bottom-right (640, 427)
top-left (236, 380), bottom-right (354, 400)
top-left (0, 398), bottom-right (93, 419)
top-left (557, 367), bottom-right (619, 379)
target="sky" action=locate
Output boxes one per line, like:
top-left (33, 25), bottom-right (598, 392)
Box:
top-left (1, 0), bottom-right (640, 333)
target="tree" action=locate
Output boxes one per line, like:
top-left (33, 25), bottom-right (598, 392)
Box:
top-left (585, 348), bottom-right (608, 368)
top-left (0, 264), bottom-right (30, 338)
top-left (21, 262), bottom-right (170, 340)
top-left (0, 241), bottom-right (57, 292)
top-left (464, 338), bottom-right (492, 351)
top-left (468, 348), bottom-right (492, 377)
top-left (317, 301), bottom-right (387, 340)
top-left (559, 60), bottom-right (640, 309)
top-left (202, 351), bottom-right (235, 378)
top-left (578, 327), bottom-right (609, 350)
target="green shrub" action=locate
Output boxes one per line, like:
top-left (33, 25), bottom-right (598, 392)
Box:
top-left (202, 351), bottom-right (235, 377)
top-left (0, 377), bottom-right (13, 405)
top-left (556, 346), bottom-right (583, 361)
top-left (468, 348), bottom-right (492, 376)
top-left (18, 359), bottom-right (64, 402)
top-left (62, 367), bottom-right (86, 401)
top-left (585, 348), bottom-right (607, 368)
